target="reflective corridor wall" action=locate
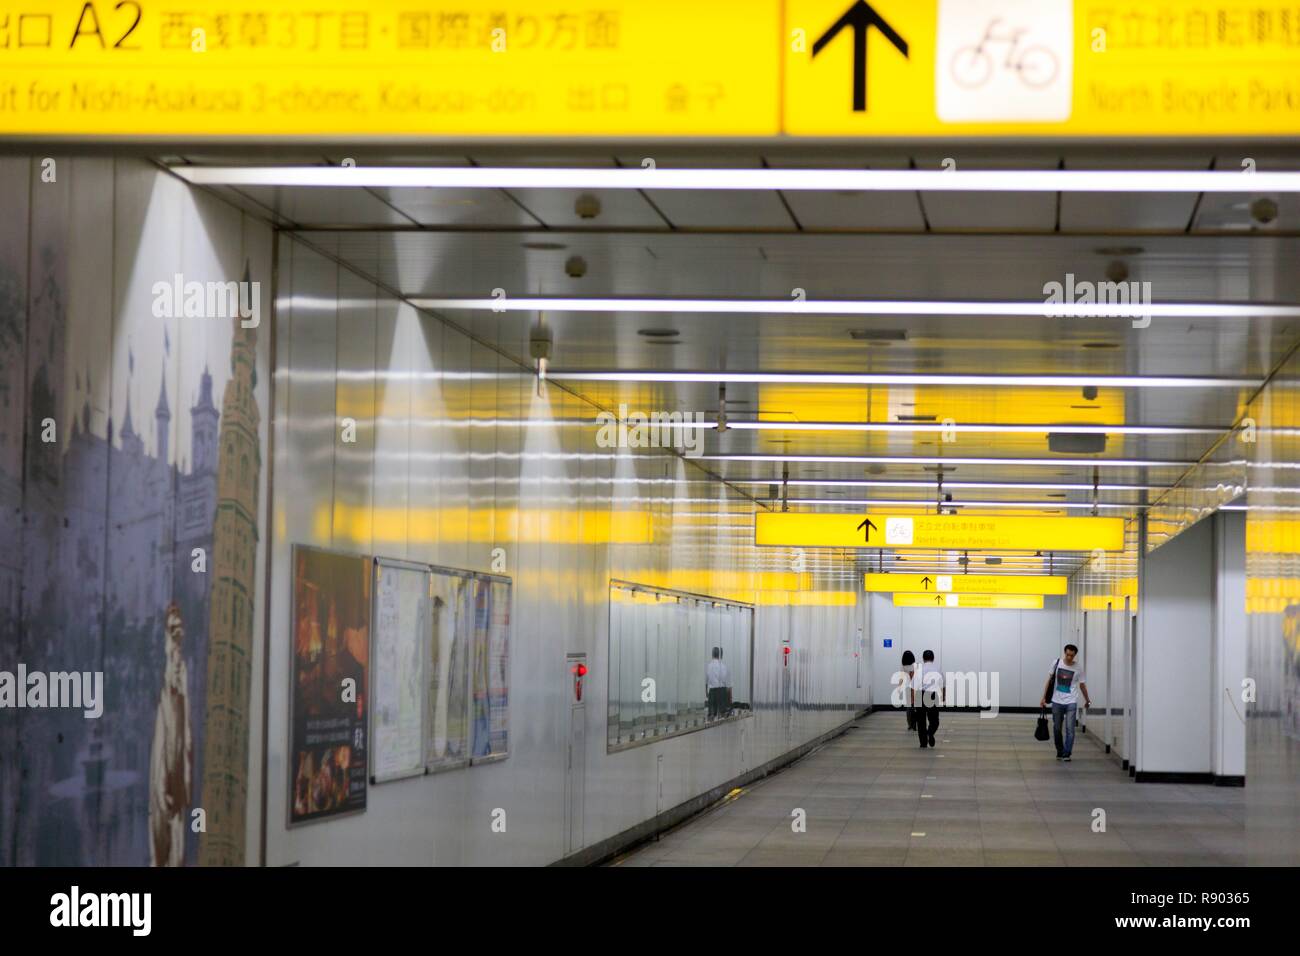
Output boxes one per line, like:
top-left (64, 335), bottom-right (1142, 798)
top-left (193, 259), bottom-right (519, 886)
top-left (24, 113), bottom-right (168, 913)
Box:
top-left (1067, 346), bottom-right (1300, 865)
top-left (264, 234), bottom-right (870, 866)
top-left (0, 158), bottom-right (273, 866)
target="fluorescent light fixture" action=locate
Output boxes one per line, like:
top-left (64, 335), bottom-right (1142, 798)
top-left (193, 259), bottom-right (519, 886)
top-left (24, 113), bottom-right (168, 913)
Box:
top-left (736, 479), bottom-right (1166, 491)
top-left (413, 296), bottom-right (1300, 320)
top-left (788, 498), bottom-right (1141, 510)
top-left (172, 166), bottom-right (1300, 193)
top-left (725, 421), bottom-right (1222, 436)
top-left (1221, 504), bottom-right (1300, 512)
top-left (551, 371), bottom-right (1256, 388)
top-left (700, 454), bottom-right (1193, 467)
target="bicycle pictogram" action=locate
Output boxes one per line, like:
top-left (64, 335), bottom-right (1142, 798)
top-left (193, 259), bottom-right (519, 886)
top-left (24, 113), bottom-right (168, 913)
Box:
top-left (950, 18), bottom-right (1059, 90)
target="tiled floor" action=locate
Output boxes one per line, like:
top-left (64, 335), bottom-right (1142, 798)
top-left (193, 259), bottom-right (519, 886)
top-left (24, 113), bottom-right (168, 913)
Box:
top-left (611, 712), bottom-right (1248, 867)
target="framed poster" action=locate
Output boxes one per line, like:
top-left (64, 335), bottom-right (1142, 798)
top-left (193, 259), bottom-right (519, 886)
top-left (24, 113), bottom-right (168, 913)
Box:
top-left (471, 575), bottom-right (511, 763)
top-left (370, 558), bottom-right (430, 783)
top-left (289, 545), bottom-right (371, 825)
top-left (426, 567), bottom-right (474, 773)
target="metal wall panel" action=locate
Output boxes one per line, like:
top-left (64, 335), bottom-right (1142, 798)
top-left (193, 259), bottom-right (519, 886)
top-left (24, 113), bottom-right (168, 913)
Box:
top-left (262, 248), bottom-right (871, 866)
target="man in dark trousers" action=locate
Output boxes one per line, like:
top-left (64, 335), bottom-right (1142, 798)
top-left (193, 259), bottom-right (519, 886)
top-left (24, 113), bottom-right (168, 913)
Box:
top-left (911, 649), bottom-right (944, 748)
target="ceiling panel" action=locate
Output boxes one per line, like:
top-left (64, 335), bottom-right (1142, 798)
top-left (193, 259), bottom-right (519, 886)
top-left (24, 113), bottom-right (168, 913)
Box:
top-left (233, 184), bottom-right (416, 226)
top-left (482, 155), bottom-right (667, 229)
top-left (618, 155), bottom-right (797, 230)
top-left (1060, 154), bottom-right (1208, 232)
top-left (912, 153), bottom-right (1058, 231)
top-left (767, 153), bottom-right (925, 231)
top-left (1193, 154), bottom-right (1300, 233)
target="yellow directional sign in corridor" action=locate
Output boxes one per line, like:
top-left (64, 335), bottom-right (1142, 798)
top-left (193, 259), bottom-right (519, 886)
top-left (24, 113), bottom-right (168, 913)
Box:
top-left (865, 573), bottom-right (1067, 596)
top-left (3, 0), bottom-right (1298, 137)
top-left (756, 512), bottom-right (1125, 552)
top-left (894, 592), bottom-right (1044, 610)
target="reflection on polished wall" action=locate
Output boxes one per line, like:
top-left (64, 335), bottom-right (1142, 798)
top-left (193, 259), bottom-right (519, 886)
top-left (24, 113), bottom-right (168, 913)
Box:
top-left (263, 236), bottom-right (870, 866)
top-left (607, 582), bottom-right (755, 750)
top-left (1241, 358), bottom-right (1300, 865)
top-left (1110, 347), bottom-right (1300, 864)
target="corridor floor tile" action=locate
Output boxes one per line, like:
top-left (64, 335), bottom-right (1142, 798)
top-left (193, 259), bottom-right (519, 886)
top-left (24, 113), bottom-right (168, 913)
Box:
top-left (612, 713), bottom-right (1249, 867)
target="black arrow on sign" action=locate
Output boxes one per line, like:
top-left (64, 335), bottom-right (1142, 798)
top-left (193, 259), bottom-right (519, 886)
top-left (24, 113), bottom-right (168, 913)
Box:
top-left (857, 517), bottom-right (878, 543)
top-left (920, 575), bottom-right (932, 590)
top-left (812, 0), bottom-right (909, 113)
top-left (934, 595), bottom-right (943, 606)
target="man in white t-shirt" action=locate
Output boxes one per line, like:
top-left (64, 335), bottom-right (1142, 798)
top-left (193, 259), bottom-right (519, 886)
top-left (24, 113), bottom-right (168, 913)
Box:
top-left (909, 650), bottom-right (944, 748)
top-left (1039, 643), bottom-right (1091, 761)
top-left (706, 647), bottom-right (731, 720)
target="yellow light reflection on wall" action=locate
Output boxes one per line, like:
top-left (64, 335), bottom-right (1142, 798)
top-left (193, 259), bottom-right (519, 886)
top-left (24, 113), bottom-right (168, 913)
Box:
top-left (319, 503), bottom-right (655, 545)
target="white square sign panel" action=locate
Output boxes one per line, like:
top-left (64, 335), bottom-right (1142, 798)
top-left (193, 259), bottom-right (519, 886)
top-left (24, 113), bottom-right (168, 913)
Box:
top-left (937, 575), bottom-right (954, 592)
top-left (885, 517), bottom-right (914, 546)
top-left (936, 0), bottom-right (1073, 123)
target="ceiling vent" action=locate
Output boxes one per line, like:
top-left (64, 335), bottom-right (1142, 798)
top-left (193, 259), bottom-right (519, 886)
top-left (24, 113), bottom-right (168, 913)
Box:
top-left (849, 329), bottom-right (908, 341)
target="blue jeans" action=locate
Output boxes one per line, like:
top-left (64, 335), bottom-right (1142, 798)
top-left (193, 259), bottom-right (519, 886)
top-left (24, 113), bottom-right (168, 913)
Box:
top-left (1051, 701), bottom-right (1077, 757)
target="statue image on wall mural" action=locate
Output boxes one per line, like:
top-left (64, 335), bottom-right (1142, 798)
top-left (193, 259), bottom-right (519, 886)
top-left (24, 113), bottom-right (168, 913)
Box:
top-left (149, 602), bottom-right (193, 867)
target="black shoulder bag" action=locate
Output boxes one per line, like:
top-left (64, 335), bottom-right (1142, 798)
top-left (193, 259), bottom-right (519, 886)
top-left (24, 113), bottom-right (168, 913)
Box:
top-left (1034, 658), bottom-right (1059, 741)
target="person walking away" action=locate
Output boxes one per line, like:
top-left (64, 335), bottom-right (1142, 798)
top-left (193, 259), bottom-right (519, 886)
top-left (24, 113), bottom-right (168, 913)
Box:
top-left (1039, 643), bottom-right (1091, 761)
top-left (913, 650), bottom-right (944, 748)
top-left (900, 650), bottom-right (917, 731)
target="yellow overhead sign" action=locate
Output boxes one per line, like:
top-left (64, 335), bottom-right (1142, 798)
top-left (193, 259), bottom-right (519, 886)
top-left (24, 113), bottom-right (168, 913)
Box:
top-left (866, 573), bottom-right (1067, 595)
top-left (894, 592), bottom-right (1044, 609)
top-left (2, 1), bottom-right (1297, 137)
top-left (786, 0), bottom-right (1300, 137)
top-left (757, 512), bottom-right (1126, 552)
top-left (0, 0), bottom-right (780, 136)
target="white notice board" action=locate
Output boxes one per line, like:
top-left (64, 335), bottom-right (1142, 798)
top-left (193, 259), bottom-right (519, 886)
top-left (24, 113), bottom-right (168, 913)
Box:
top-left (370, 558), bottom-right (430, 783)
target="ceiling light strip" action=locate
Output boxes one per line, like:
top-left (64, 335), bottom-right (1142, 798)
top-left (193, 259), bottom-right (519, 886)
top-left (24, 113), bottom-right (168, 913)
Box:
top-left (173, 166), bottom-right (1300, 193)
top-left (414, 297), bottom-right (1300, 320)
top-left (735, 479), bottom-right (1166, 491)
top-left (551, 371), bottom-right (1257, 388)
top-left (701, 454), bottom-right (1193, 467)
top-left (727, 422), bottom-right (1224, 436)
top-left (787, 498), bottom-right (1143, 510)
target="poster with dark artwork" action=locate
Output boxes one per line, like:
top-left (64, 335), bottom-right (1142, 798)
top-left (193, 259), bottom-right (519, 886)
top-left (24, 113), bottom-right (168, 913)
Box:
top-left (290, 546), bottom-right (370, 824)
